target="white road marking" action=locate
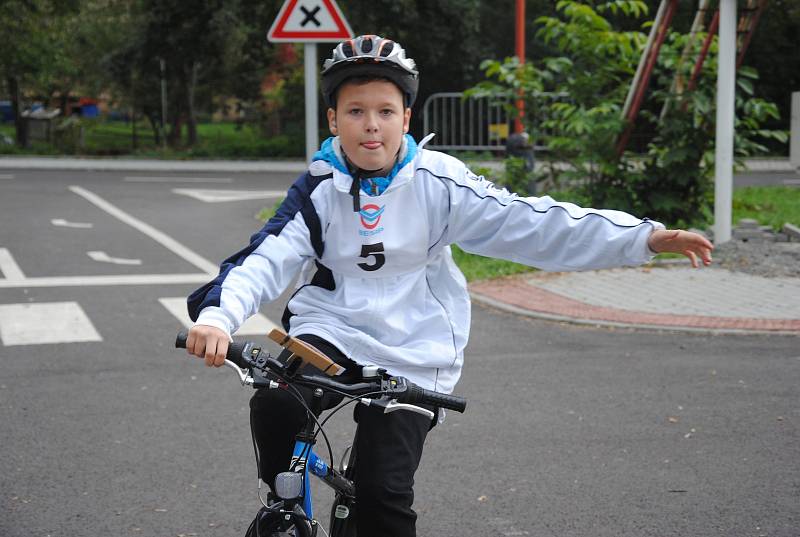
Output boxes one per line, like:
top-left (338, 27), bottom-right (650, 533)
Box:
top-left (0, 248), bottom-right (25, 281)
top-left (0, 302), bottom-right (102, 346)
top-left (172, 188), bottom-right (285, 203)
top-left (783, 178), bottom-right (800, 185)
top-left (124, 176), bottom-right (234, 183)
top-left (51, 218), bottom-right (94, 229)
top-left (159, 297), bottom-right (279, 335)
top-left (69, 185), bottom-right (218, 274)
top-left (0, 174), bottom-right (14, 179)
top-left (87, 251), bottom-right (143, 265)
top-left (0, 273), bottom-right (211, 289)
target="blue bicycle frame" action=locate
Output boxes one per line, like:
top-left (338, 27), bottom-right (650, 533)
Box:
top-left (291, 440), bottom-right (332, 519)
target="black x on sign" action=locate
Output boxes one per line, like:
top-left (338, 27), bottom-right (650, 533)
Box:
top-left (268, 0), bottom-right (354, 43)
top-left (300, 5), bottom-right (321, 27)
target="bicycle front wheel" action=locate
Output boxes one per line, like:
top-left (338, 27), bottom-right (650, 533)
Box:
top-left (245, 507), bottom-right (314, 537)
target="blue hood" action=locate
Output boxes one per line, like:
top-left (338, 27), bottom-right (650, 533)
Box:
top-left (312, 134), bottom-right (418, 190)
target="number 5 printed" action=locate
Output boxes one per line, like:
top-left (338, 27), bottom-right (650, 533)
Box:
top-left (358, 242), bottom-right (385, 271)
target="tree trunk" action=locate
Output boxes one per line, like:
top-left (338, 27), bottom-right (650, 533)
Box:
top-left (186, 61), bottom-right (199, 146)
top-left (131, 108), bottom-right (138, 150)
top-left (147, 112), bottom-right (161, 145)
top-left (168, 114), bottom-right (182, 147)
top-left (59, 92), bottom-right (69, 117)
top-left (7, 76), bottom-right (27, 148)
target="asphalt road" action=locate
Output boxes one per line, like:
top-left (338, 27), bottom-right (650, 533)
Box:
top-left (1, 169), bottom-right (798, 537)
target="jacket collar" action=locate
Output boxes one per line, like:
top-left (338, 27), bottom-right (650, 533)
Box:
top-left (312, 135), bottom-right (419, 194)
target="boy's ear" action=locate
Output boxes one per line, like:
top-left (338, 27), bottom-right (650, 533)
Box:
top-left (403, 107), bottom-right (411, 134)
top-left (327, 108), bottom-right (337, 135)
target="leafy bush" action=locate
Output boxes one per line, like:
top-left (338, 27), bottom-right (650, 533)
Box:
top-left (469, 0), bottom-right (786, 228)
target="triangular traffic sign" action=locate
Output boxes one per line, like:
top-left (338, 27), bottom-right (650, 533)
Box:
top-left (268, 0), bottom-right (354, 43)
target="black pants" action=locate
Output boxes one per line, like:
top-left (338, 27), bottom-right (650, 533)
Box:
top-left (249, 334), bottom-right (435, 537)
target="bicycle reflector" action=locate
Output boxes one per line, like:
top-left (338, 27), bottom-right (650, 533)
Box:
top-left (275, 472), bottom-right (303, 500)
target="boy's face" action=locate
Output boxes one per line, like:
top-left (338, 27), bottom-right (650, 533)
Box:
top-left (327, 79), bottom-right (411, 175)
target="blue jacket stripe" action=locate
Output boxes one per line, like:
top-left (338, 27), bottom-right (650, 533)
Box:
top-left (187, 172), bottom-right (329, 321)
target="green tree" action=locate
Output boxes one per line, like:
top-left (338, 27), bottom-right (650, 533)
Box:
top-left (103, 0), bottom-right (251, 147)
top-left (0, 0), bottom-right (80, 146)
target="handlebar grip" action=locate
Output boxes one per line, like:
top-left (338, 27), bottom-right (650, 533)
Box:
top-left (400, 384), bottom-right (467, 413)
top-left (175, 330), bottom-right (252, 369)
top-left (175, 330), bottom-right (189, 349)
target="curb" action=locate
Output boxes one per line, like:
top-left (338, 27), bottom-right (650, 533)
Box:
top-left (469, 158), bottom-right (797, 174)
top-left (1, 156), bottom-right (794, 174)
top-left (0, 156), bottom-right (307, 173)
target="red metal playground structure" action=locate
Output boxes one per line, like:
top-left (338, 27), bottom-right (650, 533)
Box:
top-left (615, 0), bottom-right (768, 157)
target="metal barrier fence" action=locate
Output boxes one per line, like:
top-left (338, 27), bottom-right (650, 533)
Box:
top-left (421, 91), bottom-right (567, 153)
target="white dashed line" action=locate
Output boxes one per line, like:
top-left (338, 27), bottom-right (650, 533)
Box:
top-left (124, 176), bottom-right (234, 183)
top-left (52, 218), bottom-right (94, 229)
top-left (87, 251), bottom-right (143, 265)
top-left (172, 188), bottom-right (285, 203)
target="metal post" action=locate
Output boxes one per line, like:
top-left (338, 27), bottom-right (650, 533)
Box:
top-left (514, 0), bottom-right (525, 134)
top-left (791, 92), bottom-right (800, 170)
top-left (714, 0), bottom-right (736, 244)
top-left (159, 58), bottom-right (167, 149)
top-left (304, 43), bottom-right (318, 163)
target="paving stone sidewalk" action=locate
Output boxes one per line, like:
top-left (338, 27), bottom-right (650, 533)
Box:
top-left (469, 264), bottom-right (800, 335)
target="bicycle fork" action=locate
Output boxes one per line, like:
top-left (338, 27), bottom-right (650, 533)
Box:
top-left (275, 388), bottom-right (358, 535)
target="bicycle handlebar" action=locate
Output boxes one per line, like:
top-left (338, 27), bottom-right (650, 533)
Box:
top-left (174, 330), bottom-right (467, 413)
top-left (175, 330), bottom-right (252, 369)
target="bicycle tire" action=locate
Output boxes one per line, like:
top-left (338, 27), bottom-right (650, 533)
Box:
top-left (245, 506), bottom-right (314, 537)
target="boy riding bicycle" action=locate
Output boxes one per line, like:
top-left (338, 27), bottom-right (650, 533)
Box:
top-left (184, 35), bottom-right (713, 537)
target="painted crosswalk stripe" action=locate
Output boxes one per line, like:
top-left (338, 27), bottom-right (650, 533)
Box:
top-left (0, 302), bottom-right (102, 346)
top-left (0, 248), bottom-right (25, 281)
top-left (158, 297), bottom-right (279, 335)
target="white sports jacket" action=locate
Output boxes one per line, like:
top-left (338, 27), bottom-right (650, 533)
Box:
top-left (189, 135), bottom-right (663, 393)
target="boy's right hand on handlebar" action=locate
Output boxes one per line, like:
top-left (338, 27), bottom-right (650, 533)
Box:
top-left (186, 325), bottom-right (230, 367)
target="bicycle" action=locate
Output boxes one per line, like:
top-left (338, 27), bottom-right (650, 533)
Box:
top-left (175, 328), bottom-right (467, 537)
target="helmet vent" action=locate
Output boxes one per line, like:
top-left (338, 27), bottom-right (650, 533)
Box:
top-left (361, 37), bottom-right (373, 53)
top-left (379, 41), bottom-right (394, 57)
top-left (342, 40), bottom-right (355, 57)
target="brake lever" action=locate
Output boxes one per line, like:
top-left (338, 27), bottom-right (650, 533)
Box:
top-left (361, 398), bottom-right (435, 420)
top-left (224, 359), bottom-right (254, 386)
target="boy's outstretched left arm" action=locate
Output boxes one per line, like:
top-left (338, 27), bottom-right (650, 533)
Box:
top-left (647, 229), bottom-right (714, 268)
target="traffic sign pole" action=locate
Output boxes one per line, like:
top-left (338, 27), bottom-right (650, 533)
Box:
top-left (304, 43), bottom-right (318, 163)
top-left (267, 0), bottom-right (353, 164)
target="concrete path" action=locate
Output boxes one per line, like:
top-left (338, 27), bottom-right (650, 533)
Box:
top-left (470, 264), bottom-right (800, 335)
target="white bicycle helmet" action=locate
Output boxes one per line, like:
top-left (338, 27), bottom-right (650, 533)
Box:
top-left (321, 35), bottom-right (419, 108)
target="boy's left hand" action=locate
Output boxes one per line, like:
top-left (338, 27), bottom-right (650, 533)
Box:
top-left (647, 229), bottom-right (714, 268)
